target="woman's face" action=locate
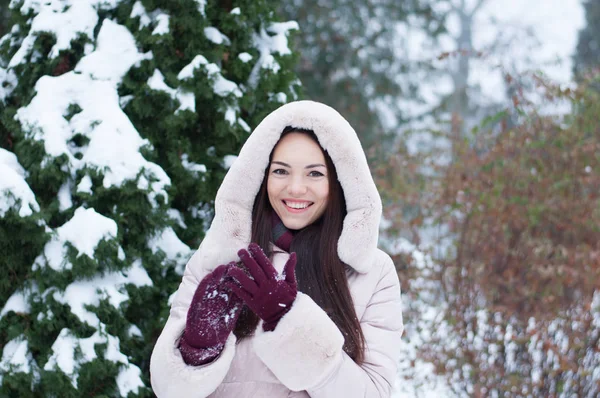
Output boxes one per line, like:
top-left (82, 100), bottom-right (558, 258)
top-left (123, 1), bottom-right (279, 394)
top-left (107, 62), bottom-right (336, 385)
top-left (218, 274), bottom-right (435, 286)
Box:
top-left (267, 133), bottom-right (329, 230)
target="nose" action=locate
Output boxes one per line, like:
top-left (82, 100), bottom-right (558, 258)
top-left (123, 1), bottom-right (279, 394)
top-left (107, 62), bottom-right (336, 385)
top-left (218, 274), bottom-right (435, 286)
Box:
top-left (287, 175), bottom-right (307, 196)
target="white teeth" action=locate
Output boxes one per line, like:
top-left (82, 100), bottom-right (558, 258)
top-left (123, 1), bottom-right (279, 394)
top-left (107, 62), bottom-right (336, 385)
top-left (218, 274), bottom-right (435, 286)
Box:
top-left (285, 201), bottom-right (310, 209)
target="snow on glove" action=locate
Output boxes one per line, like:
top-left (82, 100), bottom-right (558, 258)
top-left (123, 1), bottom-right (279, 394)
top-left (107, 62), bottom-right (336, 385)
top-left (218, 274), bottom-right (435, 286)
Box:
top-left (226, 243), bottom-right (297, 332)
top-left (179, 263), bottom-right (243, 365)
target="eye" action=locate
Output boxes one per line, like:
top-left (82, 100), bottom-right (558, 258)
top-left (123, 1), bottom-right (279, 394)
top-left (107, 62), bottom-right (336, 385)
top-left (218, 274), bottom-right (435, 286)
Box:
top-left (308, 170), bottom-right (325, 177)
top-left (271, 168), bottom-right (288, 175)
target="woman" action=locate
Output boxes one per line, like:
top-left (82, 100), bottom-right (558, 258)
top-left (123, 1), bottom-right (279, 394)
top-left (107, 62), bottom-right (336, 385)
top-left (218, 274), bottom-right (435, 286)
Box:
top-left (150, 101), bottom-right (404, 397)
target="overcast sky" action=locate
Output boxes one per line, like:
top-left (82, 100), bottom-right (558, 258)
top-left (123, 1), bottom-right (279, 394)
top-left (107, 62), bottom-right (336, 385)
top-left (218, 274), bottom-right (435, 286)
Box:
top-left (478, 0), bottom-right (585, 82)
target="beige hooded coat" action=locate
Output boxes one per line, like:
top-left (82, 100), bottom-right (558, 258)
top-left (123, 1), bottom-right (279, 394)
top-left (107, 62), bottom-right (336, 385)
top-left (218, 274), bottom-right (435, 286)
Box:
top-left (150, 101), bottom-right (404, 397)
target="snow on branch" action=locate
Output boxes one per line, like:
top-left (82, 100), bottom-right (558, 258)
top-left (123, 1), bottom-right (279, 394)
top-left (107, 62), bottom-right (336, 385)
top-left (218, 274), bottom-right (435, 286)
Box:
top-left (0, 148), bottom-right (40, 217)
top-left (43, 328), bottom-right (144, 394)
top-left (204, 27), bottom-right (231, 46)
top-left (15, 20), bottom-right (170, 206)
top-left (0, 337), bottom-right (38, 386)
top-left (178, 54), bottom-right (245, 126)
top-left (248, 21), bottom-right (299, 88)
top-left (148, 69), bottom-right (195, 113)
top-left (0, 67), bottom-right (17, 103)
top-left (32, 207), bottom-right (119, 272)
top-left (8, 0), bottom-right (110, 67)
top-left (177, 54), bottom-right (242, 98)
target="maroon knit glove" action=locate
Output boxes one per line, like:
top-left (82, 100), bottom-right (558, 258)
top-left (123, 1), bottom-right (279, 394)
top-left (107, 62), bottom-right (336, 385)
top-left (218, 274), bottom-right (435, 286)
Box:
top-left (226, 243), bottom-right (297, 332)
top-left (179, 263), bottom-right (243, 365)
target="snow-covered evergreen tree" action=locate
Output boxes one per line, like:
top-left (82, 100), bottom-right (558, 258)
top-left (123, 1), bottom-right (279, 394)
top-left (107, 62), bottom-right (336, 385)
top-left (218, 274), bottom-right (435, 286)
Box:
top-left (0, 0), bottom-right (299, 396)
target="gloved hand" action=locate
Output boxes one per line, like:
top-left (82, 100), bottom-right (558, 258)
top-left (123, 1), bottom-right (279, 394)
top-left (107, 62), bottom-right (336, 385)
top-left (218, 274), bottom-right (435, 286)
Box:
top-left (226, 243), bottom-right (297, 332)
top-left (179, 263), bottom-right (243, 365)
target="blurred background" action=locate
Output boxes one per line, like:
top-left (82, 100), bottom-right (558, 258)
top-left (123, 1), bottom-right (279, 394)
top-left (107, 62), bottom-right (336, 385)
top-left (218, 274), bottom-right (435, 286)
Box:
top-left (1, 0), bottom-right (598, 397)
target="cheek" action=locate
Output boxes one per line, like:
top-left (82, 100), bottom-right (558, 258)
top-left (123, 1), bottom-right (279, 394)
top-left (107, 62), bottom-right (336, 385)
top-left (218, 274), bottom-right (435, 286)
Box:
top-left (267, 178), bottom-right (280, 204)
top-left (320, 182), bottom-right (330, 203)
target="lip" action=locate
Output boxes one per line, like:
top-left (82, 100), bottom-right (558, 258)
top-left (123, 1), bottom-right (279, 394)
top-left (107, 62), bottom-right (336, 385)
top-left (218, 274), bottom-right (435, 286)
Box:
top-left (282, 199), bottom-right (313, 213)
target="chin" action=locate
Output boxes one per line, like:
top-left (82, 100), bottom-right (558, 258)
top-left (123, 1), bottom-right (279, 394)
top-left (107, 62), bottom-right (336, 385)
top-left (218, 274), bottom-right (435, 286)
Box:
top-left (280, 213), bottom-right (325, 230)
top-left (281, 219), bottom-right (310, 231)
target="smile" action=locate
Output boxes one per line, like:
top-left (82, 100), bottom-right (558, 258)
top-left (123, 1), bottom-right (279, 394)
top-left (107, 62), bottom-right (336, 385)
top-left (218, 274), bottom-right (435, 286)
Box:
top-left (283, 200), bottom-right (314, 211)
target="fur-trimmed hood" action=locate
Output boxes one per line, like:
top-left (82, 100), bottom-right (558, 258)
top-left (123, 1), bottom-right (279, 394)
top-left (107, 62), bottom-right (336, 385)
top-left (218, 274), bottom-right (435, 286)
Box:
top-left (196, 100), bottom-right (382, 274)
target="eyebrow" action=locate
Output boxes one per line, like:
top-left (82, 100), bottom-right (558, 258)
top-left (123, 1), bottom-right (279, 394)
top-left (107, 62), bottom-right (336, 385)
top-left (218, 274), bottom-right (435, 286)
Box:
top-left (271, 161), bottom-right (326, 169)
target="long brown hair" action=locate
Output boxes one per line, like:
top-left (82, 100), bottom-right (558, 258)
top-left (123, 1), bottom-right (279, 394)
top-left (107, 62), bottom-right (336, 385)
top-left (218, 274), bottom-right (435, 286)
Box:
top-left (233, 126), bottom-right (366, 363)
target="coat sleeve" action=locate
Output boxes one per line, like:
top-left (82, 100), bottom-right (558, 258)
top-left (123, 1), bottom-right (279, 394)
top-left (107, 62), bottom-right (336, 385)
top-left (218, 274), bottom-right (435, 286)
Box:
top-left (149, 249), bottom-right (237, 398)
top-left (252, 254), bottom-right (404, 397)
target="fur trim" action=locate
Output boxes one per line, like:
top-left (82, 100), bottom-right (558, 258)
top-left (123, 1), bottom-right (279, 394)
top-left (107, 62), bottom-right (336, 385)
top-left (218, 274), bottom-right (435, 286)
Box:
top-left (252, 292), bottom-right (344, 391)
top-left (200, 101), bottom-right (382, 273)
top-left (150, 316), bottom-right (237, 398)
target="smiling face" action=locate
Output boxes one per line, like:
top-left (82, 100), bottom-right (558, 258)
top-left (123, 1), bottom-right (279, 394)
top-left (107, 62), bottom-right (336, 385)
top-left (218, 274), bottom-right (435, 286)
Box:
top-left (267, 132), bottom-right (330, 230)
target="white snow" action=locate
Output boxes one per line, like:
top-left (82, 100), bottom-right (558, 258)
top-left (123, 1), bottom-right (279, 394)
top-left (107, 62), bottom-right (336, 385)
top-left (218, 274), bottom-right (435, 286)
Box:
top-left (176, 55), bottom-right (244, 126)
top-left (152, 14), bottom-right (170, 36)
top-left (193, 0), bottom-right (206, 16)
top-left (178, 55), bottom-right (243, 98)
top-left (177, 55), bottom-right (208, 78)
top-left (224, 107), bottom-right (236, 125)
top-left (121, 259), bottom-right (154, 286)
top-left (0, 23), bottom-right (20, 50)
top-left (249, 21), bottom-right (298, 88)
top-left (271, 92), bottom-right (287, 103)
top-left (44, 329), bottom-right (84, 378)
top-left (16, 19), bottom-right (170, 207)
top-left (147, 69), bottom-right (195, 113)
top-left (119, 94), bottom-right (134, 108)
top-left (48, 259), bottom-right (152, 328)
top-left (0, 289), bottom-right (30, 318)
top-left (222, 155), bottom-right (237, 170)
top-left (0, 148), bottom-right (40, 217)
top-left (130, 1), bottom-right (151, 28)
top-left (238, 52), bottom-right (253, 63)
top-left (0, 149), bottom-right (27, 184)
top-left (148, 227), bottom-right (191, 274)
top-left (8, 0), bottom-right (100, 67)
top-left (181, 153), bottom-right (207, 174)
top-left (75, 19), bottom-right (153, 82)
top-left (130, 1), bottom-right (171, 37)
top-left (204, 27), bottom-right (231, 46)
top-left (115, 360), bottom-right (145, 396)
top-left (11, 0), bottom-right (120, 14)
top-left (0, 67), bottom-right (17, 102)
top-left (148, 227), bottom-right (191, 261)
top-left (148, 68), bottom-right (177, 96)
top-left (167, 208), bottom-right (187, 228)
top-left (177, 92), bottom-right (196, 113)
top-left (238, 118), bottom-right (251, 132)
top-left (44, 328), bottom-right (144, 394)
top-left (36, 309), bottom-right (54, 321)
top-left (76, 175), bottom-right (93, 194)
top-left (0, 337), bottom-right (34, 384)
top-left (128, 324), bottom-right (142, 337)
top-left (57, 181), bottom-right (73, 210)
top-left (33, 207), bottom-right (117, 271)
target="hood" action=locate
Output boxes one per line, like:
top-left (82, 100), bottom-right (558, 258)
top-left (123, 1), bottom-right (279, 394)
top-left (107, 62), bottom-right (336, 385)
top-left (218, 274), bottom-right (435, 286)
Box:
top-left (196, 100), bottom-right (382, 274)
